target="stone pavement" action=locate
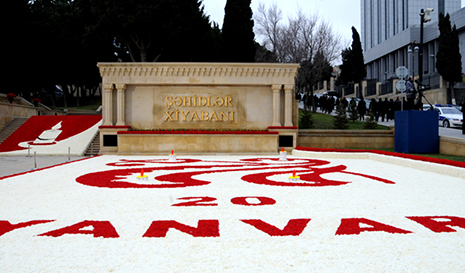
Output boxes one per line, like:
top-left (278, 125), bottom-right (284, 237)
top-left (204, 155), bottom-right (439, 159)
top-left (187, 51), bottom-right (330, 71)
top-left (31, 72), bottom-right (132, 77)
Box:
top-left (0, 156), bottom-right (86, 178)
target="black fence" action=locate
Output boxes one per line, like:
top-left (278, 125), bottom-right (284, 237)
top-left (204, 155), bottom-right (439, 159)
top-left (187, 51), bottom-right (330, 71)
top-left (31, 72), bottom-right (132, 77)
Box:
top-left (366, 79), bottom-right (377, 96)
top-left (344, 83), bottom-right (354, 96)
top-left (422, 73), bottom-right (441, 89)
top-left (380, 80), bottom-right (393, 95)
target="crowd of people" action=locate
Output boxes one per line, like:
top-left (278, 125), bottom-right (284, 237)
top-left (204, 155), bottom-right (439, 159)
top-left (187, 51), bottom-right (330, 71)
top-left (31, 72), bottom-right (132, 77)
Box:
top-left (300, 93), bottom-right (408, 122)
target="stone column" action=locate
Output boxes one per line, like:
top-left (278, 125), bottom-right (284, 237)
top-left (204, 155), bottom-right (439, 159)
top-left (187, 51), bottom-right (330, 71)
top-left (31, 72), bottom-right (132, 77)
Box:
top-left (284, 85), bottom-right (294, 126)
top-left (116, 84), bottom-right (127, 126)
top-left (272, 84), bottom-right (282, 126)
top-left (103, 84), bottom-right (114, 126)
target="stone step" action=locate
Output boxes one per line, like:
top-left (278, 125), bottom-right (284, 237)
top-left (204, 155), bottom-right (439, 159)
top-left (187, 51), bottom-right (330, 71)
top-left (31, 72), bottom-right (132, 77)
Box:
top-left (0, 118), bottom-right (28, 144)
top-left (84, 132), bottom-right (100, 156)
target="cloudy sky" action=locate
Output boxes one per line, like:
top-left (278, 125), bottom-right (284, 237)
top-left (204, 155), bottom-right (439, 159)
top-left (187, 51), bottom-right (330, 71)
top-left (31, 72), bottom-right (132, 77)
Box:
top-left (203, 0), bottom-right (465, 46)
top-left (203, 0), bottom-right (360, 46)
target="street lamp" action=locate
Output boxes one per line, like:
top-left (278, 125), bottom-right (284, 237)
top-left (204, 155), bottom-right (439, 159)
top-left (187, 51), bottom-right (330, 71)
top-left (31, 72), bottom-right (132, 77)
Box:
top-left (408, 44), bottom-right (419, 77)
top-left (415, 8), bottom-right (434, 109)
top-left (430, 54), bottom-right (435, 73)
top-left (419, 8), bottom-right (434, 83)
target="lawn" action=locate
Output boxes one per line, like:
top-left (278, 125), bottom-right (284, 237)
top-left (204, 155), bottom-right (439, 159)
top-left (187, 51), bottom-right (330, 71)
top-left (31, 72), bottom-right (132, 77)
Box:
top-left (298, 109), bottom-right (465, 162)
top-left (299, 109), bottom-right (390, 130)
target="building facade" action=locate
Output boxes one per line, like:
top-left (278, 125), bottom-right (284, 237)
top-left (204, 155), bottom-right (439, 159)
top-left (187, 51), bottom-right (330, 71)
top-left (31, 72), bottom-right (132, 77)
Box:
top-left (361, 0), bottom-right (464, 89)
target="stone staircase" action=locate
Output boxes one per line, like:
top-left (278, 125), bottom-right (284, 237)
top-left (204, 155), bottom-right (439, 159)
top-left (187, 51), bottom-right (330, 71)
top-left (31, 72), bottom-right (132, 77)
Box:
top-left (84, 132), bottom-right (100, 156)
top-left (0, 118), bottom-right (28, 144)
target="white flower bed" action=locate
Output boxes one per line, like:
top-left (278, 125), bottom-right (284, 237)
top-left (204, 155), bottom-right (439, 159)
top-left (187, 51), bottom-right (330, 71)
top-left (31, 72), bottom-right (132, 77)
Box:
top-left (0, 121), bottom-right (101, 156)
top-left (1, 153), bottom-right (465, 272)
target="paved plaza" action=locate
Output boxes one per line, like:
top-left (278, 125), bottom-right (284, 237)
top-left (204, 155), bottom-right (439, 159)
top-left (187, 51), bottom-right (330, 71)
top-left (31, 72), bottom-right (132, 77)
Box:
top-left (1, 150), bottom-right (464, 272)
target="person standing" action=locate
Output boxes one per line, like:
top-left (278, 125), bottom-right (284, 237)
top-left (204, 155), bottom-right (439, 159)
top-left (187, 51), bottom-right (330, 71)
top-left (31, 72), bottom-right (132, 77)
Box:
top-left (394, 97), bottom-right (401, 112)
top-left (405, 76), bottom-right (416, 110)
top-left (341, 97), bottom-right (349, 110)
top-left (377, 98), bottom-right (385, 121)
top-left (387, 98), bottom-right (395, 121)
top-left (370, 98), bottom-right (378, 120)
top-left (357, 98), bottom-right (367, 120)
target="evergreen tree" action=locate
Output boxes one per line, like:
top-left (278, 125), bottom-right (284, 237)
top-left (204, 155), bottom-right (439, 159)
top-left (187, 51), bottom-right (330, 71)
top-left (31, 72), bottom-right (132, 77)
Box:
top-left (0, 0), bottom-right (32, 96)
top-left (255, 42), bottom-right (278, 62)
top-left (350, 27), bottom-right (366, 94)
top-left (333, 104), bottom-right (349, 129)
top-left (296, 51), bottom-right (333, 112)
top-left (436, 13), bottom-right (463, 104)
top-left (300, 110), bottom-right (314, 129)
top-left (221, 0), bottom-right (255, 62)
top-left (87, 0), bottom-right (218, 62)
top-left (363, 112), bottom-right (378, 129)
top-left (339, 48), bottom-right (352, 85)
top-left (339, 27), bottom-right (366, 97)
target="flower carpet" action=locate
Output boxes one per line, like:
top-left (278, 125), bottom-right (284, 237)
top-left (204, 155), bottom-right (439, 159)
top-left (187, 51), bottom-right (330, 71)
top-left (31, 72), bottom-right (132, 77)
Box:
top-left (1, 150), bottom-right (465, 272)
top-left (0, 115), bottom-right (101, 156)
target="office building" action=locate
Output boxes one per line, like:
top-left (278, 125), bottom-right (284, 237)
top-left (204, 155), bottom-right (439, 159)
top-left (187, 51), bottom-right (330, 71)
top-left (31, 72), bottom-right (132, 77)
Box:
top-left (361, 0), bottom-right (464, 84)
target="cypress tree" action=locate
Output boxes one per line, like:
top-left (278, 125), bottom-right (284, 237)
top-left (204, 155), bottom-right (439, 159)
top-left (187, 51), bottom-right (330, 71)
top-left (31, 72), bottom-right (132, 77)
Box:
top-left (436, 13), bottom-right (463, 104)
top-left (350, 27), bottom-right (366, 80)
top-left (339, 27), bottom-right (366, 97)
top-left (221, 0), bottom-right (256, 62)
top-left (350, 27), bottom-right (366, 97)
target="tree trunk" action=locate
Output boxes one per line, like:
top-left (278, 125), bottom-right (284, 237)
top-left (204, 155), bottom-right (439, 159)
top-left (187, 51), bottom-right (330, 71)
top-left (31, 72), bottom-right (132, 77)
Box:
top-left (450, 82), bottom-right (456, 105)
top-left (310, 89), bottom-right (316, 113)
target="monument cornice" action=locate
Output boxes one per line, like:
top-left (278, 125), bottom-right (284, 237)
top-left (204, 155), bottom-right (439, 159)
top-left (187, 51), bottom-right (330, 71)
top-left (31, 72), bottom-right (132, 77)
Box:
top-left (97, 62), bottom-right (299, 85)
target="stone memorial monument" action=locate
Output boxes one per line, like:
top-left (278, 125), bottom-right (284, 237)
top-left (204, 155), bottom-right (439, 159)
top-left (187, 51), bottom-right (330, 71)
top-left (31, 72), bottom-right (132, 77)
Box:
top-left (97, 62), bottom-right (299, 154)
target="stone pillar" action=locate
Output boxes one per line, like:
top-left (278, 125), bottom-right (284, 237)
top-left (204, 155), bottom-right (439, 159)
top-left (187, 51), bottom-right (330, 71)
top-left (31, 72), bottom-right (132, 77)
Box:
top-left (103, 84), bottom-right (114, 126)
top-left (330, 77), bottom-right (335, 91)
top-left (116, 84), bottom-right (127, 126)
top-left (362, 80), bottom-right (367, 98)
top-left (272, 84), bottom-right (282, 126)
top-left (284, 85), bottom-right (294, 126)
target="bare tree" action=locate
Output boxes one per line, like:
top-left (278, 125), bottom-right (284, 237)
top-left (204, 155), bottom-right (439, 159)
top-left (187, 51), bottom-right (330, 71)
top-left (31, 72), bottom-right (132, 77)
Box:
top-left (255, 3), bottom-right (344, 112)
top-left (254, 3), bottom-right (343, 64)
top-left (254, 3), bottom-right (285, 61)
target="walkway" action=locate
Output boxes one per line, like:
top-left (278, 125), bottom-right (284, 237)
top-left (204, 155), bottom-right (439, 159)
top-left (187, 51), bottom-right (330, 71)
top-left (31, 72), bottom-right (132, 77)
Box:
top-left (299, 101), bottom-right (465, 140)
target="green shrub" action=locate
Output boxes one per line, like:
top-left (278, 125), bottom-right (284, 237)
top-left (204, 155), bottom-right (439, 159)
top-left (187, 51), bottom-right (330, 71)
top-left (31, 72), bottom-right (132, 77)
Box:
top-left (333, 104), bottom-right (349, 129)
top-left (363, 112), bottom-right (378, 129)
top-left (300, 110), bottom-right (314, 129)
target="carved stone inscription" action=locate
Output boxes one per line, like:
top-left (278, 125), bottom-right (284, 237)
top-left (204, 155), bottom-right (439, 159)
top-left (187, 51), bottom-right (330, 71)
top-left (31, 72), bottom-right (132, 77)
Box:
top-left (155, 87), bottom-right (243, 129)
top-left (164, 95), bottom-right (235, 122)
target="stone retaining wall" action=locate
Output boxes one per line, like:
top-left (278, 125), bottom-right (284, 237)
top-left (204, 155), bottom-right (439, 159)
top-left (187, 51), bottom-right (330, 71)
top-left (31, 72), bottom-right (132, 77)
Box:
top-left (0, 102), bottom-right (38, 118)
top-left (439, 136), bottom-right (465, 157)
top-left (298, 129), bottom-right (395, 149)
top-left (116, 134), bottom-right (279, 155)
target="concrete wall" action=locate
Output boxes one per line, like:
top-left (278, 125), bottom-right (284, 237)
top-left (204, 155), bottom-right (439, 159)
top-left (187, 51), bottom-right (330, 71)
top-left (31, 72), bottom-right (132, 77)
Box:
top-left (0, 102), bottom-right (38, 118)
top-left (440, 137), bottom-right (465, 157)
top-left (117, 134), bottom-right (279, 155)
top-left (0, 117), bottom-right (14, 130)
top-left (298, 130), bottom-right (395, 149)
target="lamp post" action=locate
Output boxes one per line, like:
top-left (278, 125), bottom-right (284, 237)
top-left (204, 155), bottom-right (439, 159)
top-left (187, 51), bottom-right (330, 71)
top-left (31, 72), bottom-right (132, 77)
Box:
top-left (430, 54), bottom-right (435, 73)
top-left (419, 8), bottom-right (434, 83)
top-left (408, 44), bottom-right (419, 77)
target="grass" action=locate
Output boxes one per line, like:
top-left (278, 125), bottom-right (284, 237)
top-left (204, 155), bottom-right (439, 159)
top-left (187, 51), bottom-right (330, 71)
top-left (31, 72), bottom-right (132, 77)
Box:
top-left (299, 109), bottom-right (390, 130)
top-left (299, 109), bottom-right (465, 162)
